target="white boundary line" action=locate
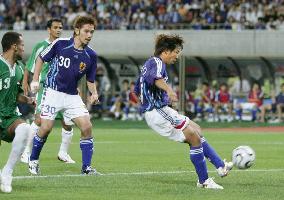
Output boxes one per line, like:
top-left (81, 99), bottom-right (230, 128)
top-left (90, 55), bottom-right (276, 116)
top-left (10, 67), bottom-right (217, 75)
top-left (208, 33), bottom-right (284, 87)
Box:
top-left (13, 169), bottom-right (284, 180)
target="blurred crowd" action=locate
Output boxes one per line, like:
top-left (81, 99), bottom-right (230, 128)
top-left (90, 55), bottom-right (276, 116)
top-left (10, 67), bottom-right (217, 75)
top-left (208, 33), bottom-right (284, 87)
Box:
top-left (2, 0), bottom-right (284, 31)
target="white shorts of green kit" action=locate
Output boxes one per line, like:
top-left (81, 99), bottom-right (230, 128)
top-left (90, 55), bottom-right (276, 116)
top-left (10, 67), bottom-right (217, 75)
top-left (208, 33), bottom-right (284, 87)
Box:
top-left (40, 88), bottom-right (89, 125)
top-left (144, 106), bottom-right (189, 142)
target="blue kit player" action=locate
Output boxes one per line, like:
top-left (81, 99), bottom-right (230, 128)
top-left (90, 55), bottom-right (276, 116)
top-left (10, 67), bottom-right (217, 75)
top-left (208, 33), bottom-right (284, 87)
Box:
top-left (29, 16), bottom-right (100, 175)
top-left (134, 34), bottom-right (233, 189)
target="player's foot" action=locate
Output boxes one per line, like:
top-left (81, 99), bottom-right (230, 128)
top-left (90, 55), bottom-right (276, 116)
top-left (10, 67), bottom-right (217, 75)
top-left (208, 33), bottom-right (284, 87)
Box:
top-left (28, 160), bottom-right (40, 175)
top-left (57, 152), bottom-right (76, 164)
top-left (197, 177), bottom-right (224, 190)
top-left (217, 159), bottom-right (233, 177)
top-left (81, 166), bottom-right (102, 175)
top-left (20, 151), bottom-right (30, 164)
top-left (0, 170), bottom-right (12, 193)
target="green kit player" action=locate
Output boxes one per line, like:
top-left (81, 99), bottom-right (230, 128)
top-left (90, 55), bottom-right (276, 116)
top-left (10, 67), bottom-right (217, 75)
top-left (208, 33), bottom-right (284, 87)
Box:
top-left (21, 18), bottom-right (75, 164)
top-left (0, 32), bottom-right (34, 193)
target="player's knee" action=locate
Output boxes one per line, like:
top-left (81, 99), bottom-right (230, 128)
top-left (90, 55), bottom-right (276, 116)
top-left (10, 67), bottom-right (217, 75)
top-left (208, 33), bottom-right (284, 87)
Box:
top-left (80, 122), bottom-right (92, 136)
top-left (183, 126), bottom-right (201, 146)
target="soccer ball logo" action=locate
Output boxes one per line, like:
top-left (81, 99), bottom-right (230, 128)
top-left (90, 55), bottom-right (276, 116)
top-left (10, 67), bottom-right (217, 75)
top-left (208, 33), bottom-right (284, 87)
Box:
top-left (232, 146), bottom-right (256, 169)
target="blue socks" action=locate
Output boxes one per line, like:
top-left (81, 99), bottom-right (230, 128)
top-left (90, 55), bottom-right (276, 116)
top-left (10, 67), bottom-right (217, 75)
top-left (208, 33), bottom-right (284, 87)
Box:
top-left (201, 137), bottom-right (224, 169)
top-left (30, 134), bottom-right (47, 161)
top-left (190, 145), bottom-right (208, 184)
top-left (80, 138), bottom-right (94, 170)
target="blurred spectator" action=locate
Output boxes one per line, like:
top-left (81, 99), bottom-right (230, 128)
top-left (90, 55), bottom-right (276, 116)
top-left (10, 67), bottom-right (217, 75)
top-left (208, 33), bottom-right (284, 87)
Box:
top-left (214, 83), bottom-right (233, 122)
top-left (13, 16), bottom-right (25, 30)
top-left (2, 0), bottom-right (284, 30)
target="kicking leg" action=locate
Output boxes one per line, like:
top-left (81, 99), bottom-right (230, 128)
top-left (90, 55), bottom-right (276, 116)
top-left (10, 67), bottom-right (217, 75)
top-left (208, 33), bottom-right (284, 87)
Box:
top-left (188, 120), bottom-right (233, 177)
top-left (182, 124), bottom-right (223, 189)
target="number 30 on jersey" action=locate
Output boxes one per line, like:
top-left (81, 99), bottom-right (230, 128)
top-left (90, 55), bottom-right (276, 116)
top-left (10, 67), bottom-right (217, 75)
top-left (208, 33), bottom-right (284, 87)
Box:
top-left (58, 56), bottom-right (70, 68)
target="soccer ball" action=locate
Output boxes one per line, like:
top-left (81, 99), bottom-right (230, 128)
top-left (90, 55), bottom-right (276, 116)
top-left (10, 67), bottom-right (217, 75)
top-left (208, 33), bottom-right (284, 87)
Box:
top-left (232, 146), bottom-right (256, 169)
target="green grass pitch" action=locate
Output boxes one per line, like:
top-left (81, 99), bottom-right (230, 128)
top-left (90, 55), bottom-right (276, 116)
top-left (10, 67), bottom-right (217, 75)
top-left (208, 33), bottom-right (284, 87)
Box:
top-left (1, 120), bottom-right (284, 200)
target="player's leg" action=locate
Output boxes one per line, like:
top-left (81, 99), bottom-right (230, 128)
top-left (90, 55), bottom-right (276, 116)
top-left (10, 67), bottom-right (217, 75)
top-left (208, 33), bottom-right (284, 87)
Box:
top-left (57, 114), bottom-right (75, 164)
top-left (28, 118), bottom-right (54, 175)
top-left (72, 115), bottom-right (100, 174)
top-left (21, 86), bottom-right (44, 163)
top-left (144, 107), bottom-right (223, 189)
top-left (188, 119), bottom-right (233, 177)
top-left (29, 88), bottom-right (61, 175)
top-left (1, 118), bottom-right (30, 193)
top-left (20, 114), bottom-right (41, 163)
top-left (181, 121), bottom-right (224, 189)
top-left (63, 94), bottom-right (100, 175)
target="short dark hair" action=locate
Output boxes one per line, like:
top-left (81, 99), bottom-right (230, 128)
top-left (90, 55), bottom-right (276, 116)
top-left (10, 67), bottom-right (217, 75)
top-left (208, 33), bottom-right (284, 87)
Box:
top-left (154, 34), bottom-right (184, 57)
top-left (1, 31), bottom-right (22, 52)
top-left (47, 18), bottom-right (63, 28)
top-left (73, 16), bottom-right (97, 30)
top-left (202, 82), bottom-right (209, 87)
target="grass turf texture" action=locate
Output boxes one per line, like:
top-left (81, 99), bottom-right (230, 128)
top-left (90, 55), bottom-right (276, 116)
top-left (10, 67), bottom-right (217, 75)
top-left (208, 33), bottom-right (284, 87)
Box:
top-left (0, 120), bottom-right (284, 200)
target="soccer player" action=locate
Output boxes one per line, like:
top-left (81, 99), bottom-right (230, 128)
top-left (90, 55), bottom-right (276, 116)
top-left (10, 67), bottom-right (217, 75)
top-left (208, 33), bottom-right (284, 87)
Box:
top-left (29, 16), bottom-right (100, 175)
top-left (0, 32), bottom-right (34, 193)
top-left (21, 18), bottom-right (75, 164)
top-left (134, 34), bottom-right (233, 189)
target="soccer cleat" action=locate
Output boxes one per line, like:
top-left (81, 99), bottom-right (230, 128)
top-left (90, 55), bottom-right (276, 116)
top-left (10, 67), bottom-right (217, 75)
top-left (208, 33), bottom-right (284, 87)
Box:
top-left (20, 151), bottom-right (30, 164)
top-left (0, 170), bottom-right (12, 193)
top-left (197, 177), bottom-right (224, 190)
top-left (217, 159), bottom-right (233, 177)
top-left (57, 152), bottom-right (76, 164)
top-left (28, 160), bottom-right (40, 175)
top-left (81, 166), bottom-right (102, 175)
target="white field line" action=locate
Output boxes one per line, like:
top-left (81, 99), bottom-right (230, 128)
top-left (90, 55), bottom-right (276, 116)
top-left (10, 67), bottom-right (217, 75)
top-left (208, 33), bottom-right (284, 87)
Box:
top-left (45, 141), bottom-right (284, 145)
top-left (13, 169), bottom-right (284, 180)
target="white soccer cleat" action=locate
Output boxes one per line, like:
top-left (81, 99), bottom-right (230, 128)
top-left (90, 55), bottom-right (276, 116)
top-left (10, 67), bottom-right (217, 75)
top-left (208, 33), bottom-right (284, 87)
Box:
top-left (0, 170), bottom-right (12, 193)
top-left (217, 159), bottom-right (234, 177)
top-left (28, 160), bottom-right (40, 175)
top-left (20, 151), bottom-right (30, 164)
top-left (57, 152), bottom-right (76, 164)
top-left (197, 177), bottom-right (224, 190)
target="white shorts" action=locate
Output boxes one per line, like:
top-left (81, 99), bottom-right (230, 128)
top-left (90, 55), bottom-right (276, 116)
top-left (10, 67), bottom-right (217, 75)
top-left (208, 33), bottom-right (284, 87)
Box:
top-left (144, 106), bottom-right (189, 142)
top-left (40, 88), bottom-right (89, 125)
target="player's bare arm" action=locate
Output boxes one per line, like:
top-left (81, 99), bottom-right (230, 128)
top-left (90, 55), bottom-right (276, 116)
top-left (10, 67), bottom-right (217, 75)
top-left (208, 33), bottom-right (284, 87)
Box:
top-left (155, 78), bottom-right (178, 102)
top-left (22, 68), bottom-right (30, 95)
top-left (87, 81), bottom-right (99, 104)
top-left (30, 56), bottom-right (44, 93)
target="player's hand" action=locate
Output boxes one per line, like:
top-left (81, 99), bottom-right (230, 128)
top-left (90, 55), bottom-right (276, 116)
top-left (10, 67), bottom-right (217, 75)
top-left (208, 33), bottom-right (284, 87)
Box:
top-left (30, 81), bottom-right (40, 93)
top-left (22, 80), bottom-right (30, 96)
top-left (88, 93), bottom-right (100, 105)
top-left (167, 90), bottom-right (178, 103)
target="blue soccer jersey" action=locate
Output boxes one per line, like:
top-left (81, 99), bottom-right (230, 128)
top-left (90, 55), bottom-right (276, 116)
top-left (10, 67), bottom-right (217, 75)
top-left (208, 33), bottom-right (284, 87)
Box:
top-left (39, 37), bottom-right (97, 95)
top-left (135, 57), bottom-right (169, 112)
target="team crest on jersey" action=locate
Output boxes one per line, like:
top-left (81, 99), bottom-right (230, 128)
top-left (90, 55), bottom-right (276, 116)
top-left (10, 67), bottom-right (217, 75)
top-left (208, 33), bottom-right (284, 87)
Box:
top-left (79, 62), bottom-right (86, 72)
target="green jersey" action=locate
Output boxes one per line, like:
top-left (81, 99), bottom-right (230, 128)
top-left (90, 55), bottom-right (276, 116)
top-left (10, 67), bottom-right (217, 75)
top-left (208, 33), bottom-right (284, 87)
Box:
top-left (26, 39), bottom-right (50, 83)
top-left (0, 56), bottom-right (24, 117)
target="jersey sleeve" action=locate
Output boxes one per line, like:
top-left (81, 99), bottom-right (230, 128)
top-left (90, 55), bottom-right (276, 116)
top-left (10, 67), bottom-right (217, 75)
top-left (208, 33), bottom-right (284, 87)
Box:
top-left (86, 52), bottom-right (97, 83)
top-left (26, 43), bottom-right (45, 73)
top-left (144, 58), bottom-right (165, 85)
top-left (39, 39), bottom-right (59, 62)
